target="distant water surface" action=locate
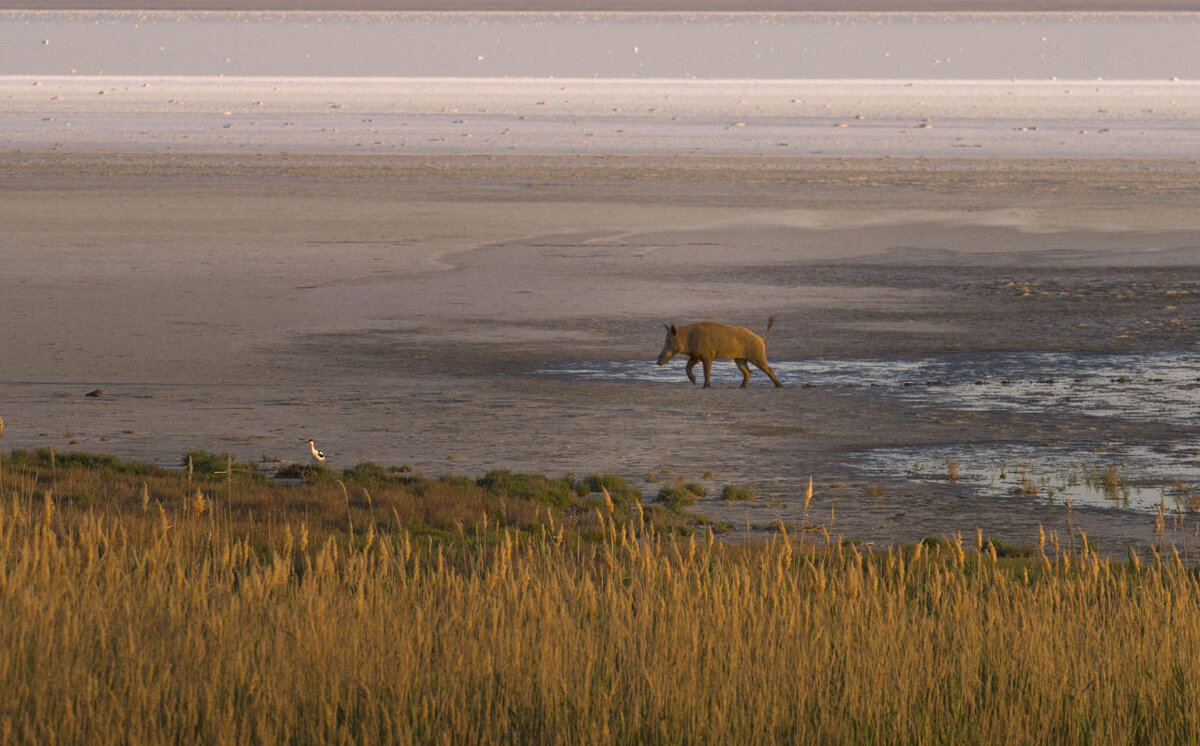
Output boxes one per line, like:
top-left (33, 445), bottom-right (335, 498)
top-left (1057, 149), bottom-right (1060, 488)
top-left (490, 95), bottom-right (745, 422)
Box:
top-left (2, 11), bottom-right (1199, 79)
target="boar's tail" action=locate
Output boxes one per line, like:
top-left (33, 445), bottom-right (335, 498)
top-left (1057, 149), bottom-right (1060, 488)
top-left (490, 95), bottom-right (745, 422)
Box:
top-left (763, 316), bottom-right (777, 340)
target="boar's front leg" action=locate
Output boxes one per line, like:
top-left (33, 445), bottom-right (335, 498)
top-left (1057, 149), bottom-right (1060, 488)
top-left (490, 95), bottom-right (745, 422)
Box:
top-left (736, 358), bottom-right (752, 388)
top-left (685, 357), bottom-right (699, 385)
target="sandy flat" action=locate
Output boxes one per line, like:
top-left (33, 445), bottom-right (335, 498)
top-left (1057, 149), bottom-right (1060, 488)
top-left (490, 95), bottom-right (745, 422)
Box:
top-left (6, 76), bottom-right (1200, 158)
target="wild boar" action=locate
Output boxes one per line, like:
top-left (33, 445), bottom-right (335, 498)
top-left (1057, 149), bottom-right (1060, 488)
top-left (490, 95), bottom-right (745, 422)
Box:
top-left (656, 317), bottom-right (782, 388)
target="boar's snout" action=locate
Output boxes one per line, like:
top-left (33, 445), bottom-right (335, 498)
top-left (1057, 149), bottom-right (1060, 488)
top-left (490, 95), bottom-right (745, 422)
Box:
top-left (657, 324), bottom-right (680, 365)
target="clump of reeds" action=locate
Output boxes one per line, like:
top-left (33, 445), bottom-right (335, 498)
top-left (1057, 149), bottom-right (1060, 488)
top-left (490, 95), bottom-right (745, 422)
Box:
top-left (1100, 466), bottom-right (1121, 487)
top-left (1085, 465), bottom-right (1129, 501)
top-left (1013, 477), bottom-right (1039, 496)
top-left (946, 457), bottom-right (960, 483)
top-left (1170, 480), bottom-right (1200, 513)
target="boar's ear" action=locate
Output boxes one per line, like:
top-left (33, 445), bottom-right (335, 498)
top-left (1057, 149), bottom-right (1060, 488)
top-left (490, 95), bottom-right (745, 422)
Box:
top-left (664, 324), bottom-right (672, 332)
top-left (669, 325), bottom-right (677, 336)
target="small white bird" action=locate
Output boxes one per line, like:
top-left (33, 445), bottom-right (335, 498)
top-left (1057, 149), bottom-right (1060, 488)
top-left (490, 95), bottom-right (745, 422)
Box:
top-left (305, 438), bottom-right (326, 462)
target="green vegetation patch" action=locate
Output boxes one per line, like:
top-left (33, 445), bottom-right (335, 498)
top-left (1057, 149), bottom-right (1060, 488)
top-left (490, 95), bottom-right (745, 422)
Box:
top-left (657, 484), bottom-right (702, 510)
top-left (274, 463), bottom-right (336, 483)
top-left (477, 469), bottom-right (576, 510)
top-left (0, 450), bottom-right (710, 549)
top-left (183, 450), bottom-right (263, 481)
top-left (340, 461), bottom-right (415, 486)
top-left (574, 474), bottom-right (643, 506)
top-left (9, 448), bottom-right (161, 476)
top-left (721, 483), bottom-right (756, 502)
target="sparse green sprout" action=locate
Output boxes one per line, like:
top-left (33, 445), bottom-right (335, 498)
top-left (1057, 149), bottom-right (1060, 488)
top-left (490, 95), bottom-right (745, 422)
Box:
top-left (863, 484), bottom-right (885, 498)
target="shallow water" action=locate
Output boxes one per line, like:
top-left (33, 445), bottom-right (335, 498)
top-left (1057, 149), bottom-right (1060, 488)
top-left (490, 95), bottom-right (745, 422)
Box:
top-left (3, 11), bottom-right (1199, 79)
top-left (539, 350), bottom-right (1200, 427)
top-left (541, 350), bottom-right (1200, 513)
top-left (847, 442), bottom-right (1200, 514)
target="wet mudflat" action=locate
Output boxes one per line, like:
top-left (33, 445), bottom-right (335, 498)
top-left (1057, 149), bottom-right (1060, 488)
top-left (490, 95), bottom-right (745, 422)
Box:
top-left (848, 442), bottom-right (1200, 514)
top-left (542, 350), bottom-right (1200, 428)
top-left (541, 349), bottom-right (1200, 510)
top-left (2, 154), bottom-right (1199, 553)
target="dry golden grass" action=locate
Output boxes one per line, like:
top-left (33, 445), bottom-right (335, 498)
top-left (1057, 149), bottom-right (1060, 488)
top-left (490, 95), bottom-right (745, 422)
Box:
top-left (2, 451), bottom-right (1200, 743)
top-left (946, 457), bottom-right (959, 484)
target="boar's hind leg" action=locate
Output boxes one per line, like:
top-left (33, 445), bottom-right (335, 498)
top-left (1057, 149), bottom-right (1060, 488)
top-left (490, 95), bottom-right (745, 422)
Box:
top-left (754, 358), bottom-right (783, 388)
top-left (702, 357), bottom-right (713, 388)
top-left (685, 357), bottom-right (699, 385)
top-left (735, 359), bottom-right (752, 388)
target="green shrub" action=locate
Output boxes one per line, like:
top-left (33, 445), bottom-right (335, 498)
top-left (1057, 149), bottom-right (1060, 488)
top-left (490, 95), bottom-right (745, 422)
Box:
top-left (184, 451), bottom-right (246, 476)
top-left (477, 470), bottom-right (574, 510)
top-left (274, 463), bottom-right (335, 483)
top-left (9, 448), bottom-right (159, 475)
top-left (574, 474), bottom-right (642, 505)
top-left (657, 484), bottom-right (697, 509)
top-left (721, 484), bottom-right (756, 502)
top-left (340, 461), bottom-right (413, 486)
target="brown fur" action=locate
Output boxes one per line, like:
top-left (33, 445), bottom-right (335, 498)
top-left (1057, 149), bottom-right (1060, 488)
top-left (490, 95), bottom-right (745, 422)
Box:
top-left (656, 317), bottom-right (782, 388)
